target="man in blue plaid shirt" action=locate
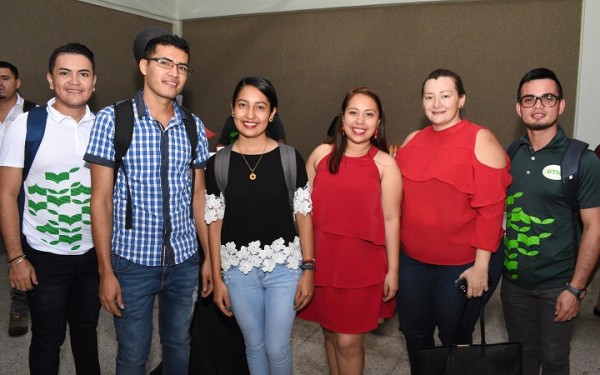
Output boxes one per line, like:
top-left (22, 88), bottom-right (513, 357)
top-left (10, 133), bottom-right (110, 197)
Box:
top-left (84, 34), bottom-right (212, 375)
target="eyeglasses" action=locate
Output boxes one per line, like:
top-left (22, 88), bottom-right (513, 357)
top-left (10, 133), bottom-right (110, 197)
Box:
top-left (146, 57), bottom-right (193, 76)
top-left (518, 93), bottom-right (561, 108)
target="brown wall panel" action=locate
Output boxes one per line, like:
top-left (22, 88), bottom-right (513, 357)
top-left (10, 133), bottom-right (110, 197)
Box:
top-left (183, 0), bottom-right (582, 157)
top-left (3, 0), bottom-right (171, 111)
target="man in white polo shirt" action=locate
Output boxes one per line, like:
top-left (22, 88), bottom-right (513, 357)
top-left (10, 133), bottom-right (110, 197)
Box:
top-left (0, 43), bottom-right (100, 375)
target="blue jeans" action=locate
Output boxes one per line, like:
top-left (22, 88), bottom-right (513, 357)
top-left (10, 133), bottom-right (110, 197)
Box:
top-left (396, 250), bottom-right (473, 374)
top-left (501, 280), bottom-right (574, 375)
top-left (224, 264), bottom-right (302, 375)
top-left (24, 244), bottom-right (100, 375)
top-left (111, 252), bottom-right (199, 375)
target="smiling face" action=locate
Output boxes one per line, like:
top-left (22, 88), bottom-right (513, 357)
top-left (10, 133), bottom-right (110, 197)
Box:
top-left (516, 78), bottom-right (565, 131)
top-left (46, 53), bottom-right (96, 115)
top-left (232, 85), bottom-right (276, 140)
top-left (422, 76), bottom-right (465, 129)
top-left (141, 44), bottom-right (189, 101)
top-left (341, 93), bottom-right (381, 144)
top-left (0, 67), bottom-right (20, 102)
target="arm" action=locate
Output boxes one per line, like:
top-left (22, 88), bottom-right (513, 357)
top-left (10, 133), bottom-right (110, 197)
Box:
top-left (0, 167), bottom-right (37, 291)
top-left (460, 128), bottom-right (509, 298)
top-left (294, 211), bottom-right (314, 311)
top-left (193, 168), bottom-right (212, 298)
top-left (554, 206), bottom-right (600, 322)
top-left (208, 218), bottom-right (232, 317)
top-left (377, 152), bottom-right (402, 302)
top-left (89, 163), bottom-right (124, 317)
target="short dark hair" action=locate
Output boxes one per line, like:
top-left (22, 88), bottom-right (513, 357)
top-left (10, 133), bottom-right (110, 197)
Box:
top-left (0, 61), bottom-right (19, 79)
top-left (48, 43), bottom-right (95, 73)
top-left (231, 76), bottom-right (279, 110)
top-left (517, 67), bottom-right (563, 100)
top-left (144, 34), bottom-right (190, 60)
top-left (422, 68), bottom-right (466, 97)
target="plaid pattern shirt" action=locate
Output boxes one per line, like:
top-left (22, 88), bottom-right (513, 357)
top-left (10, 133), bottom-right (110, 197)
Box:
top-left (84, 91), bottom-right (209, 266)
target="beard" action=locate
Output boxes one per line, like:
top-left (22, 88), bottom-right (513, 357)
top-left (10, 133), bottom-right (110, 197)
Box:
top-left (0, 94), bottom-right (6, 100)
top-left (523, 121), bottom-right (554, 131)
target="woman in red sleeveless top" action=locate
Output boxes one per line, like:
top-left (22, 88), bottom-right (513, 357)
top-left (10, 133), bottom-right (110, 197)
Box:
top-left (298, 87), bottom-right (402, 375)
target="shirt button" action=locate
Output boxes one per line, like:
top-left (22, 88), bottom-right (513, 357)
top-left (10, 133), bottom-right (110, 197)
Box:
top-left (526, 171), bottom-right (531, 174)
top-left (531, 156), bottom-right (535, 160)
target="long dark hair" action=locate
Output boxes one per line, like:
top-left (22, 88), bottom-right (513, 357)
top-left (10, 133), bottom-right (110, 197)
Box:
top-left (327, 87), bottom-right (388, 174)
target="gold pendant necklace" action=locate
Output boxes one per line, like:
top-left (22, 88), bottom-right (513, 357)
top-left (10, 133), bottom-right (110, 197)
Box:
top-left (239, 141), bottom-right (268, 181)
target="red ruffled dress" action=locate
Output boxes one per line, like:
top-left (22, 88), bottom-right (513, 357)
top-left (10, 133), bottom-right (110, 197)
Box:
top-left (298, 147), bottom-right (395, 333)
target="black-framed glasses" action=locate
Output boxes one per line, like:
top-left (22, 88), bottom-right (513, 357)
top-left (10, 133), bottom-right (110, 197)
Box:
top-left (146, 57), bottom-right (193, 76)
top-left (518, 93), bottom-right (561, 108)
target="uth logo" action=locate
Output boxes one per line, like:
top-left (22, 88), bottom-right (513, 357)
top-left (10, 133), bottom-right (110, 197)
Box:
top-left (542, 164), bottom-right (561, 180)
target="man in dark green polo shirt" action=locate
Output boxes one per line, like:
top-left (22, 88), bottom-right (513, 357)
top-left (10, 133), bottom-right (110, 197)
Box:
top-left (501, 67), bottom-right (600, 375)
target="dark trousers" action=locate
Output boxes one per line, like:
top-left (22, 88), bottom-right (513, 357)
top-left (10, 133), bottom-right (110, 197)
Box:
top-left (396, 250), bottom-right (474, 374)
top-left (10, 287), bottom-right (29, 314)
top-left (501, 279), bottom-right (575, 375)
top-left (25, 244), bottom-right (101, 375)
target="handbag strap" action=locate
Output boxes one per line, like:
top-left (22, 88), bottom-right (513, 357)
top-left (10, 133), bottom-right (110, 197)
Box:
top-left (452, 299), bottom-right (486, 346)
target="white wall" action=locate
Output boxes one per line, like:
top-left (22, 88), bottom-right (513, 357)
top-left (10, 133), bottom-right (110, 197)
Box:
top-left (575, 0), bottom-right (600, 147)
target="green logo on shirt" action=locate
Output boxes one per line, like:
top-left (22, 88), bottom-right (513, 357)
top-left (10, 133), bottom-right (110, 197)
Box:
top-left (504, 192), bottom-right (554, 279)
top-left (27, 167), bottom-right (91, 251)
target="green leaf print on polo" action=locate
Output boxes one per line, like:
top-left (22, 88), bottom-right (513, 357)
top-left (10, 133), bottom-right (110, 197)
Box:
top-left (28, 168), bottom-right (91, 251)
top-left (504, 192), bottom-right (554, 280)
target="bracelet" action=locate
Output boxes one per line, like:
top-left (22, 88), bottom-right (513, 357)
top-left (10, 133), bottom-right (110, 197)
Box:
top-left (7, 254), bottom-right (25, 264)
top-left (8, 255), bottom-right (27, 269)
top-left (301, 259), bottom-right (315, 264)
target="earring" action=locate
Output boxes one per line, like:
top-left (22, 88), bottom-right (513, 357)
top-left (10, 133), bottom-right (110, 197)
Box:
top-left (231, 112), bottom-right (235, 118)
top-left (374, 129), bottom-right (379, 139)
top-left (268, 117), bottom-right (273, 123)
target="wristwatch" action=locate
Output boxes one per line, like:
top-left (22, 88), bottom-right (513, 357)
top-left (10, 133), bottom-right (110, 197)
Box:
top-left (565, 283), bottom-right (587, 300)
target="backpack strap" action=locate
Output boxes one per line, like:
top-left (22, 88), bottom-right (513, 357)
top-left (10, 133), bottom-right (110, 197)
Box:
top-left (506, 139), bottom-right (522, 160)
top-left (180, 106), bottom-right (198, 220)
top-left (561, 138), bottom-right (588, 211)
top-left (113, 100), bottom-right (135, 229)
top-left (214, 144), bottom-right (233, 199)
top-left (561, 138), bottom-right (588, 250)
top-left (279, 144), bottom-right (297, 207)
top-left (22, 100), bottom-right (37, 113)
top-left (18, 106), bottom-right (48, 229)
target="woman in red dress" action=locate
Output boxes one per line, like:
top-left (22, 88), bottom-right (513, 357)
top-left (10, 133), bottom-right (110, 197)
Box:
top-left (298, 87), bottom-right (401, 375)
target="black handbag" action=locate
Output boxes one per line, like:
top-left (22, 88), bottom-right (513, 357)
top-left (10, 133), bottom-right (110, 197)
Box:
top-left (413, 302), bottom-right (522, 375)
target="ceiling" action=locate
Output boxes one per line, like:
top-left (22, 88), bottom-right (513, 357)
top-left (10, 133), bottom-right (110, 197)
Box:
top-left (78, 0), bottom-right (446, 21)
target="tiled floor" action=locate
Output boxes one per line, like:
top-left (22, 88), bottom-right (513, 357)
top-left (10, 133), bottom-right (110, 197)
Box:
top-left (1, 251), bottom-right (599, 374)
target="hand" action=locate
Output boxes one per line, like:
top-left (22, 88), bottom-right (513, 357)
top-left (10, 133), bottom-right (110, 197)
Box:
top-left (554, 290), bottom-right (580, 322)
top-left (99, 273), bottom-right (124, 317)
top-left (459, 265), bottom-right (488, 298)
top-left (200, 258), bottom-right (213, 298)
top-left (9, 259), bottom-right (38, 291)
top-left (382, 271), bottom-right (398, 302)
top-left (213, 279), bottom-right (233, 317)
top-left (294, 271), bottom-right (314, 311)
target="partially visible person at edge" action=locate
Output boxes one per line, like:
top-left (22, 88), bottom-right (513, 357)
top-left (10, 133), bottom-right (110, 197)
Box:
top-left (0, 43), bottom-right (100, 375)
top-left (501, 67), bottom-right (600, 375)
top-left (0, 60), bottom-right (37, 338)
top-left (84, 34), bottom-right (212, 374)
top-left (213, 111), bottom-right (286, 151)
top-left (394, 68), bottom-right (511, 374)
top-left (205, 76), bottom-right (314, 375)
top-left (298, 87), bottom-right (401, 375)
